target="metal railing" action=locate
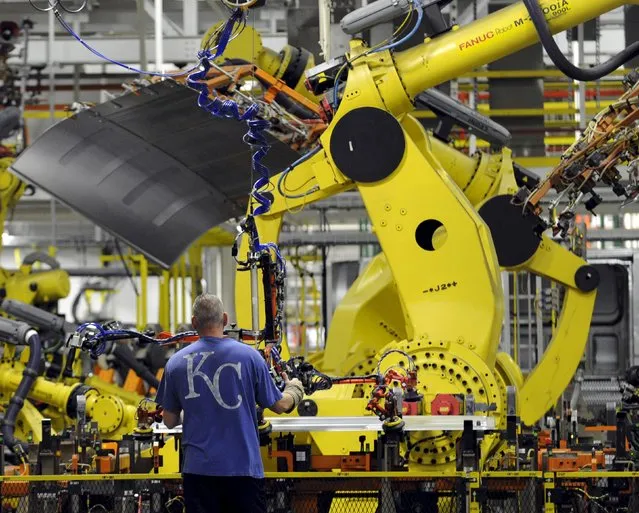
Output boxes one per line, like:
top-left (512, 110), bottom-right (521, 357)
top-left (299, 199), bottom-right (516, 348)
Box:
top-left (0, 471), bottom-right (638, 513)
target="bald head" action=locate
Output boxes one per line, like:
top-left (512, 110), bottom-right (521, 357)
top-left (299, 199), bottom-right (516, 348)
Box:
top-left (191, 293), bottom-right (228, 337)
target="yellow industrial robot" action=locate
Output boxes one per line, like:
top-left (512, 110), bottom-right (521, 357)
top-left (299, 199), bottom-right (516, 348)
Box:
top-left (228, 0), bottom-right (637, 470)
top-left (0, 21), bottom-right (81, 448)
top-left (0, 22), bottom-right (165, 458)
top-left (0, 20), bottom-right (70, 306)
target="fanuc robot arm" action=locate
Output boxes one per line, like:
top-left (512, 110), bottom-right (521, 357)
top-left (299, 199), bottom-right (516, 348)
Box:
top-left (224, 0), bottom-right (638, 467)
top-left (0, 303), bottom-right (148, 451)
top-left (0, 315), bottom-right (138, 458)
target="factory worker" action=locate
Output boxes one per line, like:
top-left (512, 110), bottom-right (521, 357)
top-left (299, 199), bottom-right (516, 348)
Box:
top-left (155, 293), bottom-right (304, 513)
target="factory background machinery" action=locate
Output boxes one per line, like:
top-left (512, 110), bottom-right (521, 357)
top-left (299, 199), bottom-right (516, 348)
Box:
top-left (4, 0), bottom-right (639, 511)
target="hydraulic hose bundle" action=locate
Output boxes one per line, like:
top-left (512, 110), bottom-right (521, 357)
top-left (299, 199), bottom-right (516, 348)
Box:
top-left (3, 331), bottom-right (40, 459)
top-left (186, 53), bottom-right (274, 217)
top-left (522, 0), bottom-right (639, 82)
top-left (0, 317), bottom-right (41, 459)
top-left (69, 321), bottom-right (198, 359)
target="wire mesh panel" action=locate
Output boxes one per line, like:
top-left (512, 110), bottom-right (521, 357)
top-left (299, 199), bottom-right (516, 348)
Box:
top-left (10, 473), bottom-right (639, 513)
top-left (0, 475), bottom-right (466, 513)
top-left (478, 473), bottom-right (543, 513)
top-left (553, 474), bottom-right (639, 513)
top-left (0, 477), bottom-right (183, 513)
top-left (265, 476), bottom-right (466, 513)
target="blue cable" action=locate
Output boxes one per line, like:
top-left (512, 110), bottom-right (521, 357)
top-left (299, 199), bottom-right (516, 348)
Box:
top-left (332, 0), bottom-right (423, 108)
top-left (277, 146), bottom-right (322, 199)
top-left (185, 7), bottom-right (276, 220)
top-left (77, 324), bottom-right (199, 358)
top-left (373, 0), bottom-right (424, 53)
top-left (211, 8), bottom-right (245, 59)
top-left (244, 118), bottom-right (273, 217)
top-left (53, 7), bottom-right (247, 78)
top-left (75, 322), bottom-right (107, 357)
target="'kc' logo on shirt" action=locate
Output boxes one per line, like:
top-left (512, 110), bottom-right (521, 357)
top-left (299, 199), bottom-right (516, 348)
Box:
top-left (183, 352), bottom-right (243, 410)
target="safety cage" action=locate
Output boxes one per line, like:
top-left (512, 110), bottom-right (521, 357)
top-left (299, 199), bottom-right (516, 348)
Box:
top-left (2, 472), bottom-right (639, 513)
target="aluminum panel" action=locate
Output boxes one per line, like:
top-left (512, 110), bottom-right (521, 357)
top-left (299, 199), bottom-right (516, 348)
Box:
top-left (10, 81), bottom-right (299, 268)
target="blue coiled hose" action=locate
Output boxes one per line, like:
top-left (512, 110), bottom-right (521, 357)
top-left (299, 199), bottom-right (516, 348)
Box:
top-left (244, 118), bottom-right (273, 216)
top-left (187, 3), bottom-right (278, 219)
top-left (188, 51), bottom-right (275, 219)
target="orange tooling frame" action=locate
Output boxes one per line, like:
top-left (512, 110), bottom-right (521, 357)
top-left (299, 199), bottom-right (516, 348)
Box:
top-left (176, 64), bottom-right (326, 149)
top-left (526, 80), bottom-right (639, 214)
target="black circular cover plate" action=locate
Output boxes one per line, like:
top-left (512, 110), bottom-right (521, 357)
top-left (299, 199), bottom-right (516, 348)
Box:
top-left (298, 399), bottom-right (318, 417)
top-left (330, 107), bottom-right (406, 183)
top-left (478, 195), bottom-right (542, 268)
top-left (575, 265), bottom-right (600, 292)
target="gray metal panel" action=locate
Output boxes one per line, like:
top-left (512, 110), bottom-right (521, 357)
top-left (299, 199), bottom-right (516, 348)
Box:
top-left (488, 4), bottom-right (545, 157)
top-left (287, 0), bottom-right (323, 59)
top-left (10, 81), bottom-right (299, 268)
top-left (591, 264), bottom-right (626, 326)
top-left (0, 106), bottom-right (20, 140)
top-left (626, 6), bottom-right (639, 69)
top-left (592, 334), bottom-right (620, 374)
top-left (327, 260), bottom-right (360, 325)
top-left (584, 263), bottom-right (630, 376)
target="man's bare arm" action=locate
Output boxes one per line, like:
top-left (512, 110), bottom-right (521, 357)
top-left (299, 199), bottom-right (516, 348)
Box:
top-left (270, 394), bottom-right (295, 414)
top-left (268, 376), bottom-right (304, 414)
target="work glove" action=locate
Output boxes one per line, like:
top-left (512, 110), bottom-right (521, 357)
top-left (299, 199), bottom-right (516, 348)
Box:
top-left (283, 376), bottom-right (304, 413)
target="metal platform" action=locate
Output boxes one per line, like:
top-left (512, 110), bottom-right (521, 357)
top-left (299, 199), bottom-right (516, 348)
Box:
top-left (153, 415), bottom-right (496, 433)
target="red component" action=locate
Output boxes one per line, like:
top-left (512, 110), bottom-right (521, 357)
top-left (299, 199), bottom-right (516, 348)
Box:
top-left (365, 388), bottom-right (387, 417)
top-left (267, 262), bottom-right (279, 342)
top-left (156, 331), bottom-right (198, 343)
top-left (538, 430), bottom-right (552, 447)
top-left (403, 401), bottom-right (420, 416)
top-left (431, 394), bottom-right (461, 416)
top-left (319, 97), bottom-right (333, 124)
top-left (0, 21), bottom-right (19, 42)
top-left (383, 369), bottom-right (417, 388)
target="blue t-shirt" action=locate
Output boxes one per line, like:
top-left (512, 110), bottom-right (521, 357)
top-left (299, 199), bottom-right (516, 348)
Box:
top-left (155, 337), bottom-right (283, 478)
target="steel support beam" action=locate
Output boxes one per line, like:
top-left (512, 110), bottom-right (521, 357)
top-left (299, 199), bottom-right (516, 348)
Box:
top-left (5, 225), bottom-right (639, 249)
top-left (278, 228), bottom-right (639, 246)
top-left (142, 0), bottom-right (183, 37)
top-left (457, 0), bottom-right (489, 26)
top-left (182, 0), bottom-right (199, 36)
top-left (155, 0), bottom-right (164, 70)
top-left (137, 0), bottom-right (148, 71)
top-left (23, 35), bottom-right (287, 65)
